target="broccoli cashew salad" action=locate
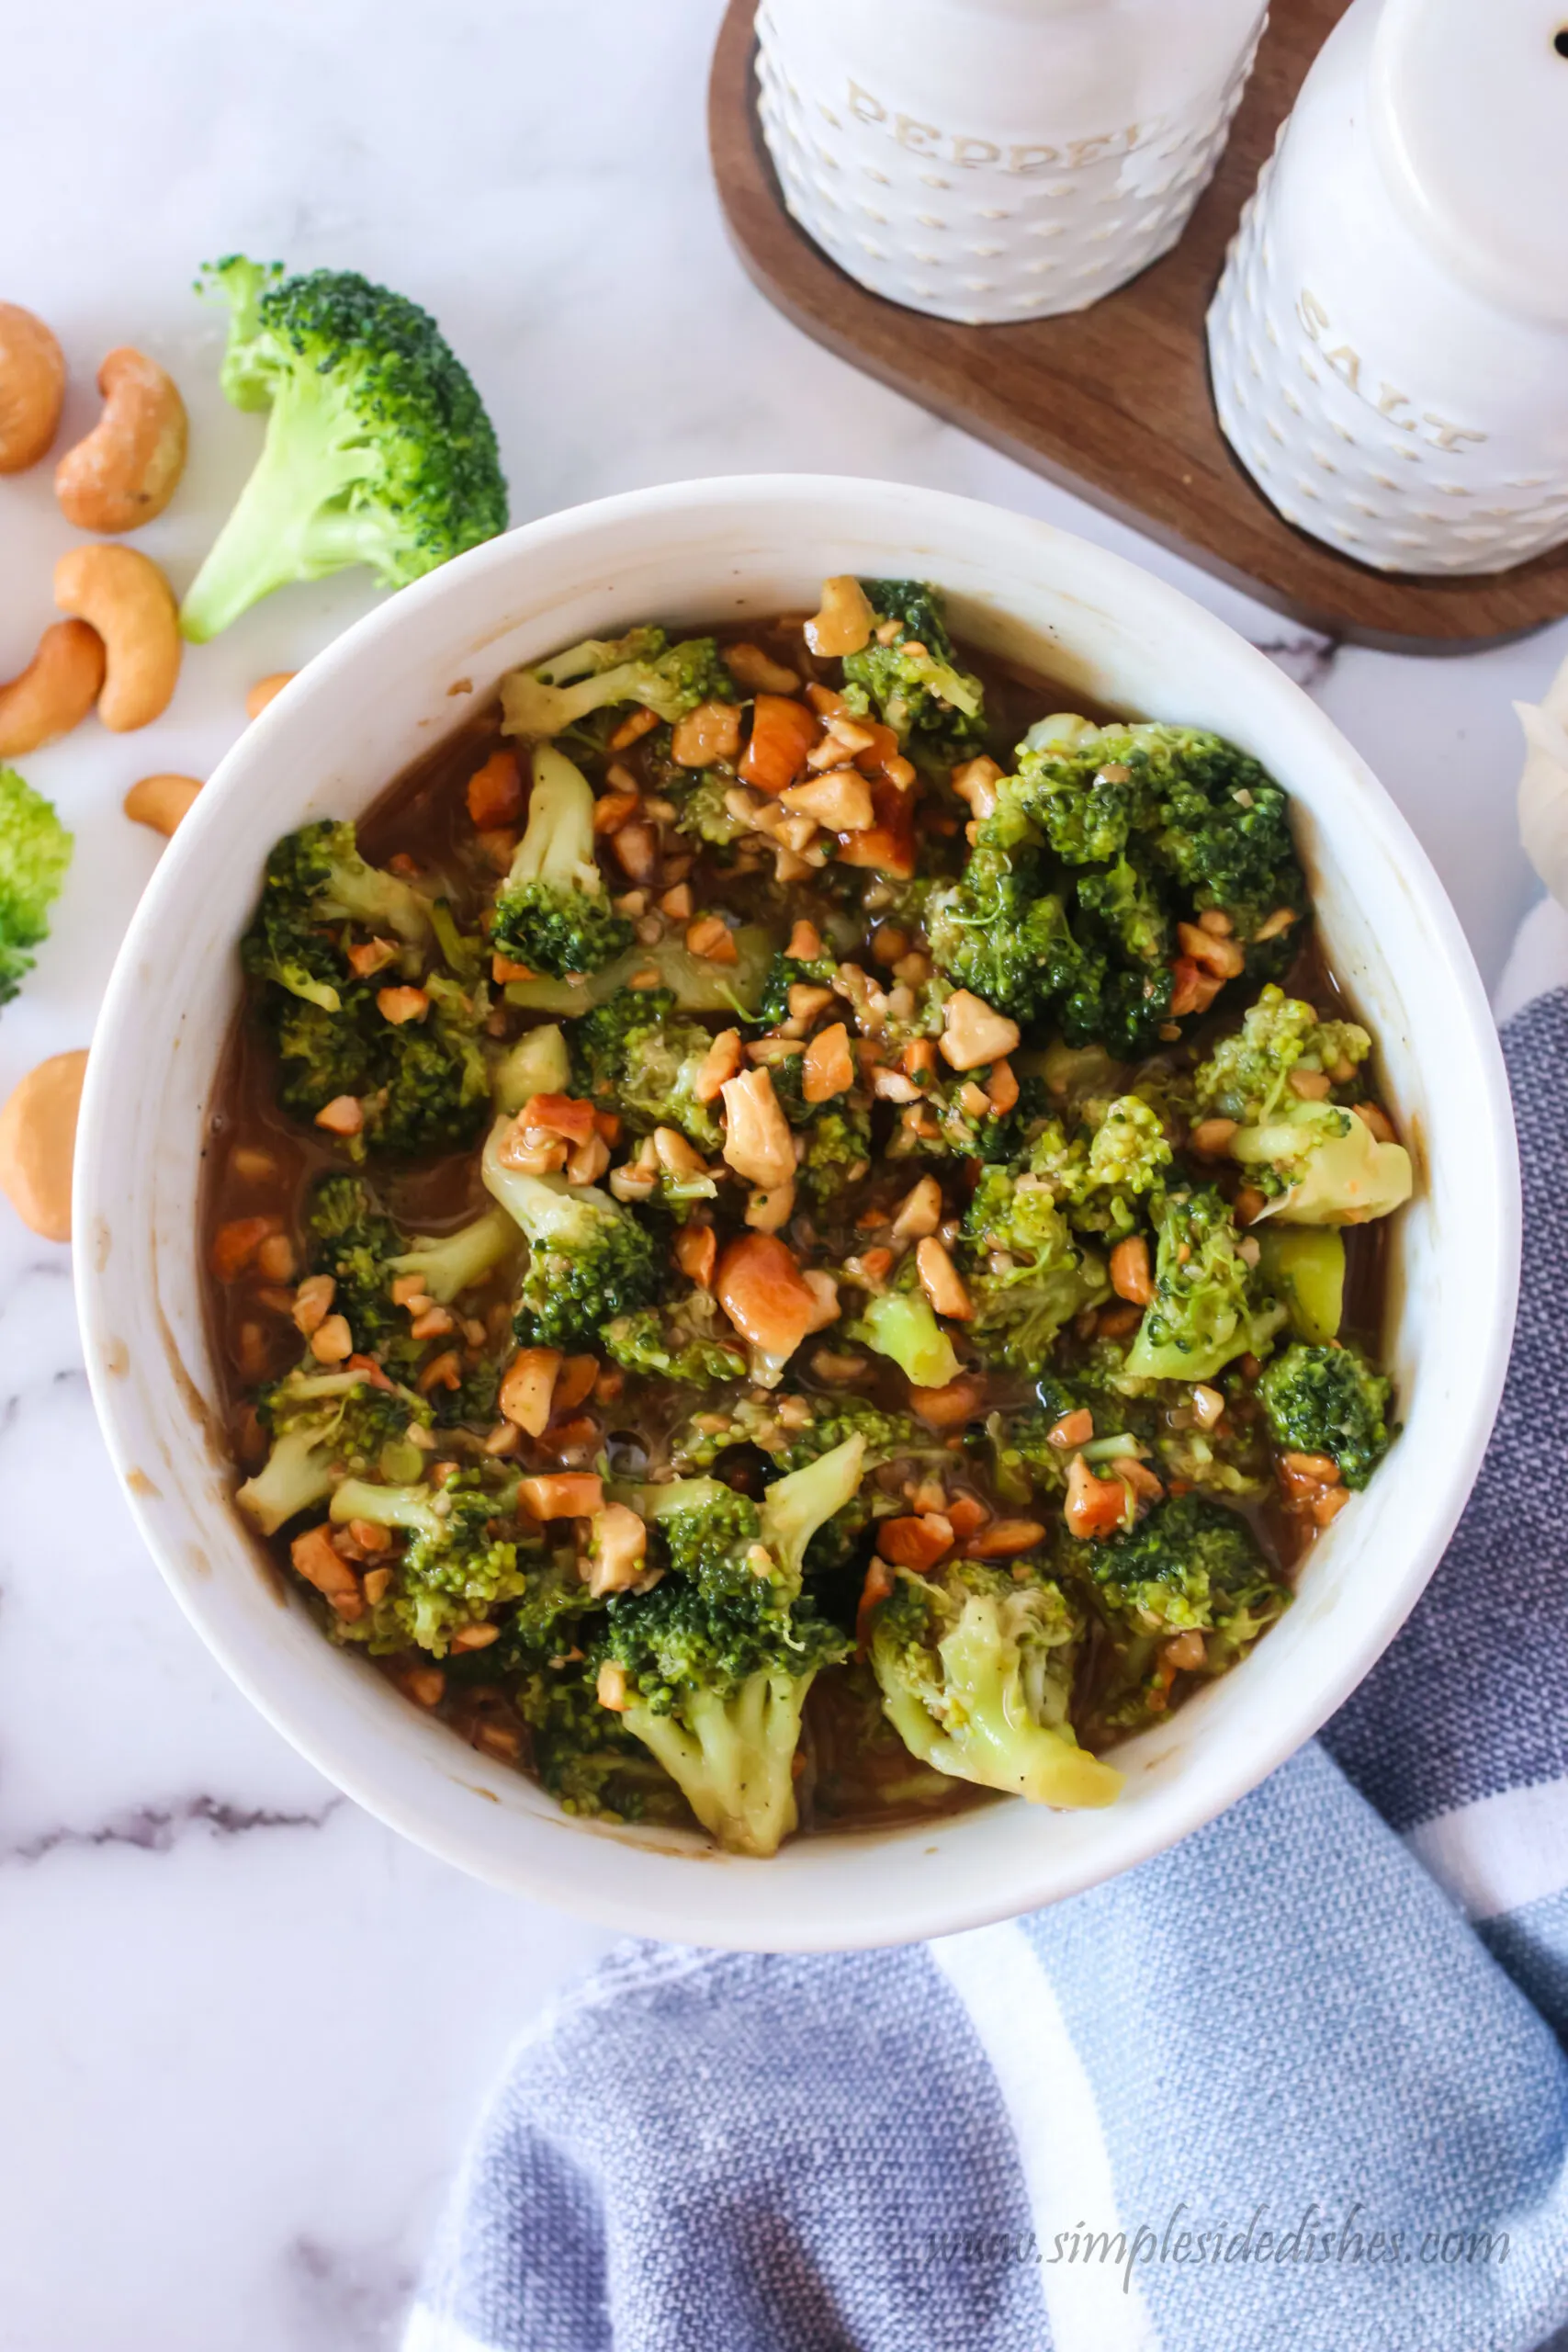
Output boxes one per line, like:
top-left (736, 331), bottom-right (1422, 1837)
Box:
top-left (207, 575), bottom-right (1411, 1859)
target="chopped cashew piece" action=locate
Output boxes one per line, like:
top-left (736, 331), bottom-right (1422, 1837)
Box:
top-left (518, 1473), bottom-right (604, 1520)
top-left (720, 1066), bottom-right (795, 1189)
top-left (694, 1027), bottom-right (743, 1102)
top-left (916, 1236), bottom-right (973, 1320)
top-left (890, 1175), bottom-right (942, 1246)
top-left (500, 1346), bottom-right (562, 1436)
top-left (745, 1179), bottom-right (796, 1233)
top-left (940, 990), bottom-right (1021, 1070)
top-left (803, 1022), bottom-right (853, 1103)
top-left (781, 769), bottom-right (875, 831)
top-left (585, 1501), bottom-right (649, 1598)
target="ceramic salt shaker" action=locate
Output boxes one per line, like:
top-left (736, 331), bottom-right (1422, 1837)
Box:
top-left (1208, 0), bottom-right (1568, 576)
top-left (755, 0), bottom-right (1269, 325)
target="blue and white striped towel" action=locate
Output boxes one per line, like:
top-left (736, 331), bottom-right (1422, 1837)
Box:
top-left (407, 899), bottom-right (1568, 2352)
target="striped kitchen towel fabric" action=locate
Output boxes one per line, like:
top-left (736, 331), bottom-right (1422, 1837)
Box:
top-left (405, 899), bottom-right (1568, 2352)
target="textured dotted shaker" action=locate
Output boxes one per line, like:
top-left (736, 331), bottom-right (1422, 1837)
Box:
top-left (1209, 0), bottom-right (1568, 577)
top-left (755, 0), bottom-right (1269, 326)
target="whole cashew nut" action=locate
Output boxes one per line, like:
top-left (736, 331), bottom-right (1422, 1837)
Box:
top-left (55, 347), bottom-right (188, 533)
top-left (124, 773), bottom-right (202, 837)
top-left (54, 545), bottom-right (180, 731)
top-left (0, 620), bottom-right (107, 757)
top-left (0, 303), bottom-right (66, 473)
top-left (0, 1049), bottom-right (89, 1243)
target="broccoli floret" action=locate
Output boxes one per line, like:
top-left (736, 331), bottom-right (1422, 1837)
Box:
top-left (243, 821), bottom-right (488, 1155)
top-left (754, 949), bottom-right (840, 1030)
top-left (327, 1468), bottom-right (529, 1655)
top-left (482, 1116), bottom-right (660, 1348)
top-left (501, 924), bottom-right (775, 1022)
top-left (1057, 1491), bottom-right (1289, 1734)
top-left (180, 258), bottom-right (506, 641)
top-left (594, 1442), bottom-right (864, 1853)
top-left (925, 845), bottom-right (1081, 1024)
top-left (303, 1171), bottom-right (511, 1380)
top-left (1123, 1187), bottom-right (1285, 1382)
top-left (596, 1577), bottom-right (847, 1855)
top-left (1017, 1095), bottom-right (1172, 1239)
top-left (0, 769), bottom-right (73, 1009)
top-left (630, 1481), bottom-right (765, 1588)
top-left (798, 1105), bottom-right (874, 1204)
top-left (840, 581), bottom-right (987, 765)
top-left (1258, 1342), bottom-right (1393, 1488)
top-left (665, 769), bottom-right (750, 851)
top-left (490, 743), bottom-right (634, 980)
top-left (516, 1662), bottom-right (684, 1824)
top-left (604, 1294), bottom-right (748, 1385)
top-left (868, 1556), bottom-right (1122, 1808)
top-left (846, 1289), bottom-right (964, 1391)
top-left (500, 629), bottom-right (734, 741)
top-left (570, 987), bottom-right (723, 1149)
top-left (1229, 1098), bottom-right (1414, 1227)
top-left (1196, 986), bottom-right (1371, 1125)
top-left (1010, 718), bottom-right (1304, 941)
top-left (959, 1169), bottom-right (1109, 1377)
top-left (235, 1366), bottom-right (433, 1534)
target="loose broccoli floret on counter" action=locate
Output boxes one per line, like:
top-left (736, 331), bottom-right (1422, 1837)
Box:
top-left (482, 1116), bottom-right (660, 1349)
top-left (325, 1468), bottom-right (530, 1655)
top-left (1196, 985), bottom-right (1371, 1125)
top-left (243, 822), bottom-right (488, 1155)
top-left (1123, 1186), bottom-right (1286, 1382)
top-left (0, 768), bottom-right (73, 1010)
top-left (1258, 1341), bottom-right (1393, 1488)
top-left (604, 1292), bottom-right (748, 1386)
top-left (959, 1168), bottom-right (1109, 1377)
top-left (236, 1367), bottom-right (433, 1534)
top-left (1058, 1491), bottom-right (1290, 1733)
top-left (1230, 1099), bottom-right (1414, 1227)
top-left (490, 743), bottom-right (634, 980)
top-left (500, 628), bottom-right (734, 741)
top-left (840, 580), bottom-right (987, 766)
top-left (570, 987), bottom-right (723, 1149)
top-left (180, 258), bottom-right (506, 641)
top-left (868, 1556), bottom-right (1122, 1808)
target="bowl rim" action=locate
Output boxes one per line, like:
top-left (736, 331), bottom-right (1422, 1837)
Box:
top-left (73, 472), bottom-right (1521, 1950)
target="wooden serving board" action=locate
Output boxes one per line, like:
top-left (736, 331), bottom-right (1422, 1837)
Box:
top-left (708, 0), bottom-right (1568, 652)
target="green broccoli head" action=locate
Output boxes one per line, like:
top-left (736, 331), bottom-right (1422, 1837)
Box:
top-left (1021, 1094), bottom-right (1172, 1238)
top-left (326, 1469), bottom-right (532, 1656)
top-left (1057, 1491), bottom-right (1290, 1734)
top-left (1258, 1342), bottom-right (1393, 1488)
top-left (490, 744), bottom-right (634, 980)
top-left (481, 1119), bottom-right (660, 1349)
top-left (840, 581), bottom-right (987, 766)
top-left (960, 1169), bottom-right (1109, 1377)
top-left (1123, 1186), bottom-right (1286, 1382)
top-left (243, 822), bottom-right (486, 1156)
top-left (499, 629), bottom-right (734, 741)
top-left (515, 1661), bottom-right (686, 1824)
top-left (304, 1173), bottom-right (417, 1369)
top-left (669, 1391), bottom-right (938, 1478)
top-left (570, 987), bottom-right (723, 1149)
top-left (180, 258), bottom-right (507, 641)
top-left (868, 1556), bottom-right (1122, 1808)
top-left (235, 1365), bottom-right (433, 1535)
top-left (595, 1572), bottom-right (850, 1855)
top-left (798, 1104), bottom-right (874, 1205)
top-left (754, 949), bottom-right (840, 1031)
top-left (604, 1294), bottom-right (748, 1386)
top-left (0, 769), bottom-right (73, 1009)
top-left (1196, 986), bottom-right (1371, 1125)
top-left (925, 844), bottom-right (1077, 1023)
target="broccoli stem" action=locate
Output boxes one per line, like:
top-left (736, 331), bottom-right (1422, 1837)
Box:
top-left (626, 1670), bottom-right (818, 1858)
top-left (181, 380), bottom-right (377, 642)
top-left (235, 1428), bottom-right (338, 1537)
top-left (388, 1208), bottom-right (516, 1304)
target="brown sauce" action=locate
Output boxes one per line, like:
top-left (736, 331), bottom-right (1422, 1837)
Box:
top-left (200, 616), bottom-right (1393, 1838)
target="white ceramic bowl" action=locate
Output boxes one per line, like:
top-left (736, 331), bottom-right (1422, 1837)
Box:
top-left (75, 476), bottom-right (1518, 1953)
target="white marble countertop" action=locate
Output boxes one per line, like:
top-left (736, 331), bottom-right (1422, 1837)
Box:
top-left (2, 4), bottom-right (1563, 2345)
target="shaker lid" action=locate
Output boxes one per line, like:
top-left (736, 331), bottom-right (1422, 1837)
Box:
top-left (1371, 0), bottom-right (1568, 326)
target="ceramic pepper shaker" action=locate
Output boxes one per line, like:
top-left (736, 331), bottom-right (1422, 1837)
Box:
top-left (755, 0), bottom-right (1269, 326)
top-left (1208, 0), bottom-right (1568, 576)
